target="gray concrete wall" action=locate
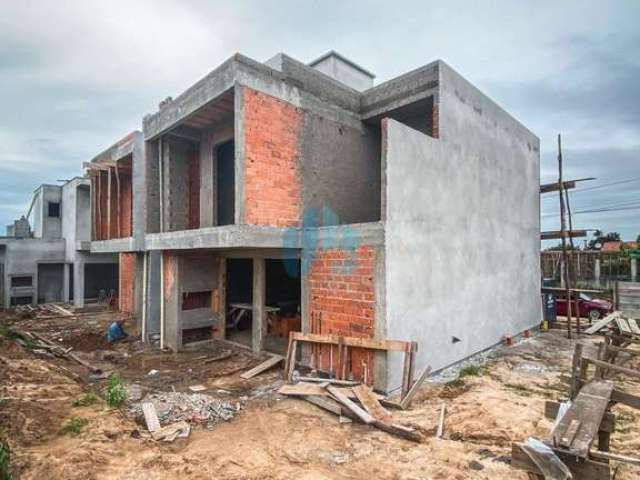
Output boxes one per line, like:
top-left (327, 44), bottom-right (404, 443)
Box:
top-left (299, 113), bottom-right (381, 225)
top-left (1, 238), bottom-right (65, 306)
top-left (40, 185), bottom-right (63, 240)
top-left (382, 69), bottom-right (540, 391)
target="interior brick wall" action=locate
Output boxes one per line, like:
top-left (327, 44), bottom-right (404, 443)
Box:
top-left (243, 88), bottom-right (303, 227)
top-left (119, 172), bottom-right (133, 237)
top-left (308, 245), bottom-right (377, 383)
top-left (119, 252), bottom-right (136, 315)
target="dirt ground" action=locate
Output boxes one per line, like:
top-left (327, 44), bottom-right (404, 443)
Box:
top-left (1, 312), bottom-right (639, 480)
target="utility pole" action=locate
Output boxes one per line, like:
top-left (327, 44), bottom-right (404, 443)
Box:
top-left (558, 134), bottom-right (573, 339)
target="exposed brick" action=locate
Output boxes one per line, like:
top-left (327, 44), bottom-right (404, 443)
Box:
top-left (188, 150), bottom-right (200, 229)
top-left (309, 245), bottom-right (377, 383)
top-left (243, 88), bottom-right (303, 227)
top-left (119, 172), bottom-right (133, 237)
top-left (119, 252), bottom-right (136, 314)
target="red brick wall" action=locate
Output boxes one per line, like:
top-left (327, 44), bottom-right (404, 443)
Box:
top-left (308, 245), bottom-right (377, 383)
top-left (119, 253), bottom-right (136, 315)
top-left (243, 88), bottom-right (303, 227)
top-left (119, 173), bottom-right (133, 238)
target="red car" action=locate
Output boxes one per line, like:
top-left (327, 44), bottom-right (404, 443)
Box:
top-left (555, 293), bottom-right (613, 321)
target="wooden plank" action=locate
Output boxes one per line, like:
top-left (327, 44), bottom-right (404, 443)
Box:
top-left (584, 311), bottom-right (620, 335)
top-left (352, 385), bottom-right (392, 423)
top-left (559, 419), bottom-right (581, 448)
top-left (327, 386), bottom-right (374, 424)
top-left (586, 358), bottom-right (640, 380)
top-left (590, 450), bottom-right (640, 466)
top-left (436, 402), bottom-right (446, 439)
top-left (286, 340), bottom-right (297, 381)
top-left (290, 332), bottom-right (414, 353)
top-left (627, 318), bottom-right (640, 335)
top-left (142, 402), bottom-right (161, 432)
top-left (239, 354), bottom-right (283, 379)
top-left (278, 382), bottom-right (328, 397)
top-left (540, 180), bottom-right (577, 194)
top-left (616, 317), bottom-right (632, 334)
top-left (541, 229), bottom-right (587, 240)
top-left (303, 395), bottom-right (343, 416)
top-left (400, 364), bottom-right (432, 409)
top-left (565, 376), bottom-right (640, 410)
top-left (551, 380), bottom-right (614, 458)
top-left (297, 376), bottom-right (359, 386)
top-left (512, 443), bottom-right (611, 479)
top-left (545, 401), bottom-right (615, 433)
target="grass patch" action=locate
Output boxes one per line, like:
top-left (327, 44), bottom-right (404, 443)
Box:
top-left (0, 437), bottom-right (11, 480)
top-left (0, 324), bottom-right (16, 340)
top-left (59, 417), bottom-right (89, 436)
top-left (106, 373), bottom-right (127, 408)
top-left (72, 392), bottom-right (100, 408)
top-left (460, 365), bottom-right (482, 378)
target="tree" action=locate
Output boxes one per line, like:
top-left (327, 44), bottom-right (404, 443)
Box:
top-left (587, 230), bottom-right (621, 250)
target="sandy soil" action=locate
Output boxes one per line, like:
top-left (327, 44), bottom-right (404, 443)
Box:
top-left (2, 315), bottom-right (639, 480)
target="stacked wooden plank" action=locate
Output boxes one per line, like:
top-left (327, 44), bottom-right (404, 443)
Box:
top-left (277, 380), bottom-right (422, 442)
top-left (14, 302), bottom-right (75, 319)
top-left (511, 341), bottom-right (640, 479)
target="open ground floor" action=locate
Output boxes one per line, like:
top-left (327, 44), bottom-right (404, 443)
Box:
top-left (1, 308), bottom-right (639, 480)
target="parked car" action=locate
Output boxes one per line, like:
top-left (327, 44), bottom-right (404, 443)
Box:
top-left (555, 293), bottom-right (613, 321)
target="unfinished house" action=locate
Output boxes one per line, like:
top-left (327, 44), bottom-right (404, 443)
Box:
top-left (0, 179), bottom-right (118, 308)
top-left (140, 51), bottom-right (540, 392)
top-left (86, 132), bottom-right (161, 332)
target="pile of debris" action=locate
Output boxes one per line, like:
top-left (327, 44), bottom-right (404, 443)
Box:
top-left (278, 379), bottom-right (425, 442)
top-left (130, 392), bottom-right (241, 430)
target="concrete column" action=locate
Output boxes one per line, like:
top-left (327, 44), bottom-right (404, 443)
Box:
top-left (62, 263), bottom-right (70, 303)
top-left (594, 258), bottom-right (601, 285)
top-left (252, 257), bottom-right (265, 353)
top-left (73, 261), bottom-right (84, 308)
top-left (560, 259), bottom-right (565, 288)
top-left (632, 258), bottom-right (638, 282)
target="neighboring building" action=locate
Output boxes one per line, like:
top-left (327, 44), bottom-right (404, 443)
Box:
top-left (601, 241), bottom-right (638, 252)
top-left (85, 131), bottom-right (161, 336)
top-left (0, 179), bottom-right (118, 308)
top-left (117, 50), bottom-right (541, 393)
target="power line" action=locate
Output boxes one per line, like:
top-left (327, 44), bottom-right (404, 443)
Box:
top-left (541, 203), bottom-right (640, 218)
top-left (541, 176), bottom-right (640, 199)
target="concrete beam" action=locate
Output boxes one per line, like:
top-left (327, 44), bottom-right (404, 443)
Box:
top-left (90, 237), bottom-right (136, 253)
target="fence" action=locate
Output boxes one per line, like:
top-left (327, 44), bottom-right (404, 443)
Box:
top-left (541, 251), bottom-right (637, 289)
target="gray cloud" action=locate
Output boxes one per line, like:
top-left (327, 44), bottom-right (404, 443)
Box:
top-left (0, 0), bottom-right (638, 241)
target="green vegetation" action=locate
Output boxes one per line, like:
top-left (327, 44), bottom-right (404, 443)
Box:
top-left (59, 417), bottom-right (89, 436)
top-left (445, 377), bottom-right (465, 388)
top-left (72, 392), bottom-right (99, 408)
top-left (105, 373), bottom-right (127, 408)
top-left (0, 437), bottom-right (12, 480)
top-left (459, 365), bottom-right (481, 378)
top-left (0, 323), bottom-right (16, 340)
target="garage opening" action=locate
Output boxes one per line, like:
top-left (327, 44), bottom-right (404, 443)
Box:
top-left (37, 263), bottom-right (64, 303)
top-left (225, 258), bottom-right (253, 347)
top-left (264, 258), bottom-right (301, 355)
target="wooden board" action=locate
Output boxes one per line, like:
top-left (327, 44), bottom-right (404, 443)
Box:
top-left (627, 318), bottom-right (640, 335)
top-left (511, 443), bottom-right (611, 479)
top-left (400, 364), bottom-right (432, 409)
top-left (436, 402), bottom-right (446, 438)
top-left (290, 332), bottom-right (414, 353)
top-left (352, 385), bottom-right (392, 423)
top-left (545, 401), bottom-right (615, 433)
top-left (551, 380), bottom-right (614, 458)
top-left (327, 386), bottom-right (375, 424)
top-left (278, 382), bottom-right (328, 397)
top-left (142, 402), bottom-right (161, 432)
top-left (240, 354), bottom-right (284, 379)
top-left (584, 311), bottom-right (620, 335)
top-left (616, 318), bottom-right (632, 334)
top-left (303, 395), bottom-right (343, 416)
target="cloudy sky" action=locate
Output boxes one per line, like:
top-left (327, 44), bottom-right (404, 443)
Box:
top-left (1, 1), bottom-right (638, 244)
